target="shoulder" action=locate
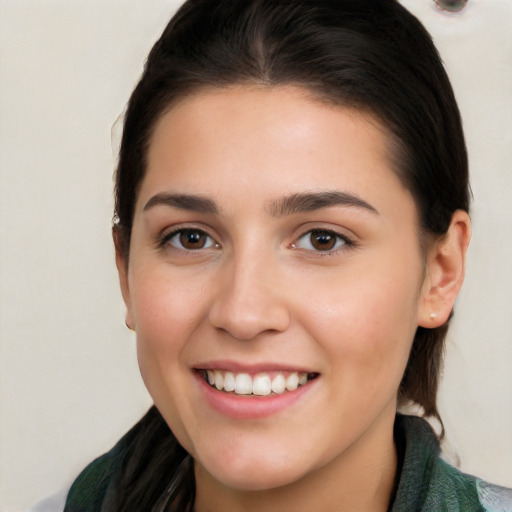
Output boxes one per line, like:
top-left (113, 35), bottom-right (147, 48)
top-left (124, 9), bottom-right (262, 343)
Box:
top-left (26, 490), bottom-right (68, 512)
top-left (25, 450), bottom-right (119, 512)
top-left (474, 478), bottom-right (512, 512)
top-left (430, 458), bottom-right (512, 512)
top-left (62, 406), bottom-right (185, 511)
top-left (63, 410), bottom-right (148, 512)
top-left (63, 446), bottom-right (121, 512)
top-left (392, 415), bottom-right (512, 512)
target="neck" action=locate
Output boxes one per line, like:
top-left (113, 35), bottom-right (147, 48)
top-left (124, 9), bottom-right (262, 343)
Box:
top-left (194, 409), bottom-right (398, 512)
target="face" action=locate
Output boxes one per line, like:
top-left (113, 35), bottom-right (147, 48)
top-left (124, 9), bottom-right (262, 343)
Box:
top-left (119, 86), bottom-right (430, 492)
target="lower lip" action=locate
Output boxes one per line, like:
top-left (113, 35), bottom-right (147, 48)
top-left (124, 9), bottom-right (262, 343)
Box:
top-left (194, 371), bottom-right (317, 420)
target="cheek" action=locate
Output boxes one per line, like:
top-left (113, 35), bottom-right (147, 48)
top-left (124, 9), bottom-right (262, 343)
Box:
top-left (129, 269), bottom-right (210, 392)
top-left (130, 272), bottom-right (208, 450)
top-left (131, 268), bottom-right (209, 345)
top-left (299, 259), bottom-right (421, 391)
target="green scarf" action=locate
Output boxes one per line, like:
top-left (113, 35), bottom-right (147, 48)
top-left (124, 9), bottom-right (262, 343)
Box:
top-left (64, 413), bottom-right (512, 511)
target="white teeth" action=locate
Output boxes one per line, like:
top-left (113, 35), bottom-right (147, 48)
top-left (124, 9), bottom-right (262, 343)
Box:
top-left (204, 370), bottom-right (312, 395)
top-left (253, 374), bottom-right (272, 396)
top-left (271, 373), bottom-right (286, 394)
top-left (285, 373), bottom-right (299, 391)
top-left (214, 370), bottom-right (224, 391)
top-left (223, 371), bottom-right (235, 392)
top-left (234, 373), bottom-right (253, 395)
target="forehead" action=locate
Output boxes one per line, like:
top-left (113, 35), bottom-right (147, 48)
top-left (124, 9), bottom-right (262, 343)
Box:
top-left (139, 85), bottom-right (414, 218)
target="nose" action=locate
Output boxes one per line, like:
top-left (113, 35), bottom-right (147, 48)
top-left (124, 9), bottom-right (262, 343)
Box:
top-left (208, 254), bottom-right (291, 341)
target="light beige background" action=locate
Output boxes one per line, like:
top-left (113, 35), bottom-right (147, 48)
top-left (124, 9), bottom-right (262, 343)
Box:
top-left (0, 1), bottom-right (511, 510)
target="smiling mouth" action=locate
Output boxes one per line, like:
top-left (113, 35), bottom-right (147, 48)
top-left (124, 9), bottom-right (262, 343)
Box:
top-left (198, 369), bottom-right (319, 396)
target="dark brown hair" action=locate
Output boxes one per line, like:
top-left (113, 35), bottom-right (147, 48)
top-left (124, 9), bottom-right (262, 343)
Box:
top-left (112, 0), bottom-right (470, 508)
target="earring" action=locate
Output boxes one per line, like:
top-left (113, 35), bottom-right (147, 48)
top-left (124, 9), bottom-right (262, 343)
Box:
top-left (430, 312), bottom-right (437, 321)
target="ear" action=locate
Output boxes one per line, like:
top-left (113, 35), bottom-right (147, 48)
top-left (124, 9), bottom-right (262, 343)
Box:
top-left (418, 210), bottom-right (471, 328)
top-left (113, 227), bottom-right (135, 331)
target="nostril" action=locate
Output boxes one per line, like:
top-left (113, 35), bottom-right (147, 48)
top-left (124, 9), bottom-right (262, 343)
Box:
top-left (433, 0), bottom-right (469, 14)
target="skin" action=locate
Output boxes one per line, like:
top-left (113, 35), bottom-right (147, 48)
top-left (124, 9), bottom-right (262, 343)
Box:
top-left (116, 86), bottom-right (470, 512)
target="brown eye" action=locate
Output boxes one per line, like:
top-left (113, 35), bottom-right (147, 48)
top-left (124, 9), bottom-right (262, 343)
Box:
top-left (293, 229), bottom-right (349, 252)
top-left (163, 228), bottom-right (217, 251)
top-left (179, 229), bottom-right (208, 249)
top-left (310, 231), bottom-right (336, 251)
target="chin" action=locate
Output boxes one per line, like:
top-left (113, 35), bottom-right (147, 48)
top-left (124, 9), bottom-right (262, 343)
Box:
top-left (196, 446), bottom-right (312, 492)
top-left (209, 464), bottom-right (306, 491)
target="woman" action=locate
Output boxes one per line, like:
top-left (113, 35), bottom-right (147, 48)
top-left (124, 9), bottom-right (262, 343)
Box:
top-left (62, 0), bottom-right (510, 510)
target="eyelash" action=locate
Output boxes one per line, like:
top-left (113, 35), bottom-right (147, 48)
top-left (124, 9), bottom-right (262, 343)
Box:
top-left (157, 227), bottom-right (355, 255)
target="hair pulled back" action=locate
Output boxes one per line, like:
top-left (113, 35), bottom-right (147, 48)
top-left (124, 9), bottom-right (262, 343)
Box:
top-left (112, 1), bottom-right (470, 508)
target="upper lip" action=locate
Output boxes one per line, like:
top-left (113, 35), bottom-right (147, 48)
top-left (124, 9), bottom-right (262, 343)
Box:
top-left (193, 360), bottom-right (316, 374)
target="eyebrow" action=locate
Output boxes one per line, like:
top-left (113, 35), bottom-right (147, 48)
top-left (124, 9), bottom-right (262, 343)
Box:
top-left (142, 190), bottom-right (378, 217)
top-left (143, 193), bottom-right (218, 214)
top-left (267, 191), bottom-right (379, 216)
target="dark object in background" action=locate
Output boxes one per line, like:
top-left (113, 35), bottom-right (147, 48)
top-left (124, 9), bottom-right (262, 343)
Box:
top-left (433, 0), bottom-right (469, 14)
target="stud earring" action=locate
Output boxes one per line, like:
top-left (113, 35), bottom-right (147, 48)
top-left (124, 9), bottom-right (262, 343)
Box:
top-left (430, 312), bottom-right (437, 321)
